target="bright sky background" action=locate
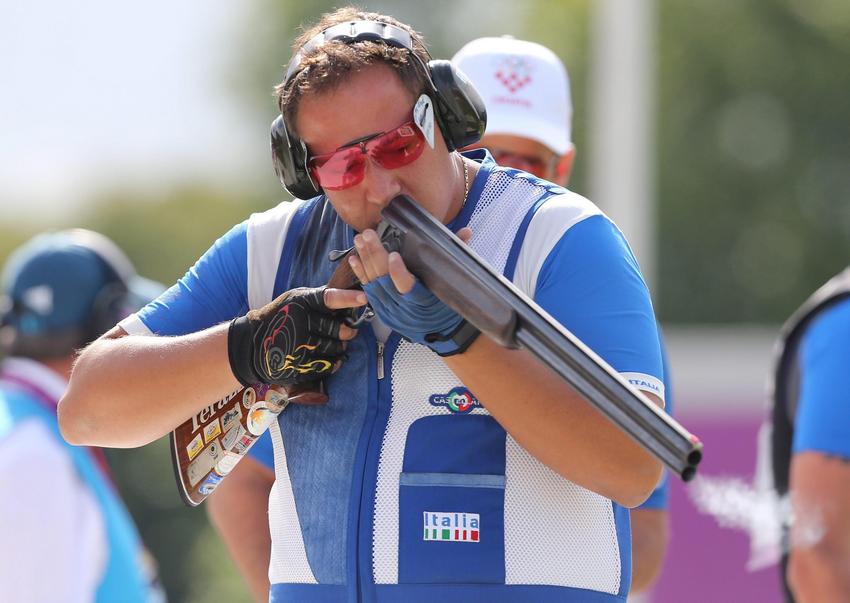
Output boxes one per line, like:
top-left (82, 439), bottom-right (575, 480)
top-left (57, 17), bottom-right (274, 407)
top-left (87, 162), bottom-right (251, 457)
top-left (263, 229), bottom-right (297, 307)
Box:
top-left (0, 0), bottom-right (268, 220)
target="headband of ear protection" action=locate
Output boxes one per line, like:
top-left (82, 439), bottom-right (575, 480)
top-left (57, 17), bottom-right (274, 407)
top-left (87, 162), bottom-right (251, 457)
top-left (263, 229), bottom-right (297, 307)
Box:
top-left (270, 20), bottom-right (487, 200)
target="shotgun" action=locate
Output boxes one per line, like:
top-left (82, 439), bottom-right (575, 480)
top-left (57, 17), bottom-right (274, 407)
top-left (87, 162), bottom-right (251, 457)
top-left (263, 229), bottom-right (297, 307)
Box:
top-left (378, 194), bottom-right (703, 481)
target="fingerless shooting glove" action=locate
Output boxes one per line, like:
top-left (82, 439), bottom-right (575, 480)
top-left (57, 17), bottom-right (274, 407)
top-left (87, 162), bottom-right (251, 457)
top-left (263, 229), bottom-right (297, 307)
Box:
top-left (228, 286), bottom-right (354, 386)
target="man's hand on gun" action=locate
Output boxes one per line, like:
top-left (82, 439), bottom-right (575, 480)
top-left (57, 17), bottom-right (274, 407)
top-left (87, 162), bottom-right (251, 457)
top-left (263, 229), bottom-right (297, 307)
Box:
top-left (227, 286), bottom-right (367, 387)
top-left (348, 227), bottom-right (480, 356)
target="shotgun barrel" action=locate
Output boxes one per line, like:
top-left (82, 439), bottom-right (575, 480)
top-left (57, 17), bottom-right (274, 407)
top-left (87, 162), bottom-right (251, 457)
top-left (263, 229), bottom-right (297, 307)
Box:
top-left (380, 194), bottom-right (702, 481)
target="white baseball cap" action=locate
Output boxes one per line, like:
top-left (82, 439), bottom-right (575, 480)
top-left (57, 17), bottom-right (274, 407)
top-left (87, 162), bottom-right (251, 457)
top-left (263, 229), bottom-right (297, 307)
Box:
top-left (452, 36), bottom-right (572, 155)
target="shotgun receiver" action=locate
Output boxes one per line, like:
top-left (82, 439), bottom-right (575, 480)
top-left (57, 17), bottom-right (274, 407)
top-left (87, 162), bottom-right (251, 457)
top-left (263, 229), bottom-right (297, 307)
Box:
top-left (379, 194), bottom-right (703, 481)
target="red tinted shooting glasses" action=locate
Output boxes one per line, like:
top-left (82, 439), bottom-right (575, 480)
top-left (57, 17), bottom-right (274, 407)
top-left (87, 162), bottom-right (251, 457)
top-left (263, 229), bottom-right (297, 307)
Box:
top-left (308, 119), bottom-right (426, 191)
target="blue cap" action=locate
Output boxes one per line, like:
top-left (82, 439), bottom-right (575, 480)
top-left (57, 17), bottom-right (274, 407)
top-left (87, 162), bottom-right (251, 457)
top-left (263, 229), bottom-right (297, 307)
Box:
top-left (1, 229), bottom-right (163, 338)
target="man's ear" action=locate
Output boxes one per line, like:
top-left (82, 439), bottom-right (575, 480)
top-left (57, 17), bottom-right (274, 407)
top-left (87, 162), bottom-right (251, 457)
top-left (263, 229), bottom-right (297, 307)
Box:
top-left (554, 144), bottom-right (576, 187)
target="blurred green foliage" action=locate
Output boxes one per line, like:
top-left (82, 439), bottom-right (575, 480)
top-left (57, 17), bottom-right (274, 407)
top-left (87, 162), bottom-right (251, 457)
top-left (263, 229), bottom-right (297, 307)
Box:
top-left (657, 0), bottom-right (850, 322)
top-left (80, 184), bottom-right (274, 285)
top-left (3, 1), bottom-right (850, 601)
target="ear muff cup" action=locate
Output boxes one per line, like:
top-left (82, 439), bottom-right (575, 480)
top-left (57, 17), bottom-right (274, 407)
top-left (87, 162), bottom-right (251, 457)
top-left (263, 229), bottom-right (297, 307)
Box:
top-left (427, 59), bottom-right (487, 152)
top-left (86, 280), bottom-right (130, 344)
top-left (270, 20), bottom-right (487, 200)
top-left (271, 114), bottom-right (320, 200)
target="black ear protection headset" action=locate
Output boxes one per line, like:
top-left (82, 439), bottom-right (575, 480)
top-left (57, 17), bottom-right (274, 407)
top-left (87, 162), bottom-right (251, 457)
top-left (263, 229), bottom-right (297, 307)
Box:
top-left (63, 230), bottom-right (137, 344)
top-left (270, 20), bottom-right (487, 200)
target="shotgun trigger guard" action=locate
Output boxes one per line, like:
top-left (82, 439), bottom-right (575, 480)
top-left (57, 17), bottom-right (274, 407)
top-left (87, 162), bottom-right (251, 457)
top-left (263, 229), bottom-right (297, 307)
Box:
top-left (328, 223), bottom-right (402, 264)
top-left (328, 246), bottom-right (354, 262)
top-left (345, 305), bottom-right (375, 328)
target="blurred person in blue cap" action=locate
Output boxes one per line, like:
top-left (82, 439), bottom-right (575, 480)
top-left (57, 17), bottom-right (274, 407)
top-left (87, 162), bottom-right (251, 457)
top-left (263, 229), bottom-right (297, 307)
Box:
top-left (0, 229), bottom-right (165, 602)
top-left (453, 36), bottom-right (673, 595)
top-left (762, 267), bottom-right (850, 602)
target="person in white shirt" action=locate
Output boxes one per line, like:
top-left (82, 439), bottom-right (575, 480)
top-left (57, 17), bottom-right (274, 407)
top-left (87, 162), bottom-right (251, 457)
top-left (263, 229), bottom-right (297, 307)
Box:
top-left (0, 229), bottom-right (164, 603)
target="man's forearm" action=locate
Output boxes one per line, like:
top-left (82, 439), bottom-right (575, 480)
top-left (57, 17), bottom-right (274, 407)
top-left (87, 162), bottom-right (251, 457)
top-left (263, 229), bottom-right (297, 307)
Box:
top-left (789, 547), bottom-right (850, 603)
top-left (59, 323), bottom-right (240, 448)
top-left (207, 457), bottom-right (274, 602)
top-left (787, 453), bottom-right (850, 603)
top-left (630, 509), bottom-right (669, 593)
top-left (445, 335), bottom-right (662, 507)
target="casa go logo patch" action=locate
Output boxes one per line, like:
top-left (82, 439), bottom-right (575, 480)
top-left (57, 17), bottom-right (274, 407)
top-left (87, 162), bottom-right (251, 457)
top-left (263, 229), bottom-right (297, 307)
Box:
top-left (428, 387), bottom-right (480, 414)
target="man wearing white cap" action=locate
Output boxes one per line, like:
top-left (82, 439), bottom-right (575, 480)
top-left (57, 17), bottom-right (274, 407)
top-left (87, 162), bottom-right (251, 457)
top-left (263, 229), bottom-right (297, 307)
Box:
top-left (452, 36), bottom-right (575, 185)
top-left (453, 36), bottom-right (672, 595)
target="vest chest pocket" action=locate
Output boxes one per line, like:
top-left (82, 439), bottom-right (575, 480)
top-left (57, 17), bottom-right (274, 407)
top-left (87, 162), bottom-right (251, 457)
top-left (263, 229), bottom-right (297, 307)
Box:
top-left (397, 415), bottom-right (507, 584)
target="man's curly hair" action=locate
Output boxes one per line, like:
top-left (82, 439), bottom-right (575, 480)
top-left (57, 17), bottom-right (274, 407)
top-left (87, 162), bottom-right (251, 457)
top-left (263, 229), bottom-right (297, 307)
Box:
top-left (276, 7), bottom-right (431, 136)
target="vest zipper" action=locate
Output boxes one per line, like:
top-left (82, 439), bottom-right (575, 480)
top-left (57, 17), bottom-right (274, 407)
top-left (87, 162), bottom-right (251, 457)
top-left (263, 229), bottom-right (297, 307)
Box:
top-left (376, 341), bottom-right (385, 380)
top-left (356, 336), bottom-right (390, 602)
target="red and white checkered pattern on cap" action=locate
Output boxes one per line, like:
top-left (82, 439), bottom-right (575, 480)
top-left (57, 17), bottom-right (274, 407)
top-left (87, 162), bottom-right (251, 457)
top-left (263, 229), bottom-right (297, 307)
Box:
top-left (452, 36), bottom-right (572, 155)
top-left (494, 56), bottom-right (533, 93)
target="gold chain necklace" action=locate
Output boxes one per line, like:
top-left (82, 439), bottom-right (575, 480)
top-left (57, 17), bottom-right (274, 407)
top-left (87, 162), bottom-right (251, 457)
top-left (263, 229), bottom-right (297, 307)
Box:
top-left (461, 154), bottom-right (470, 204)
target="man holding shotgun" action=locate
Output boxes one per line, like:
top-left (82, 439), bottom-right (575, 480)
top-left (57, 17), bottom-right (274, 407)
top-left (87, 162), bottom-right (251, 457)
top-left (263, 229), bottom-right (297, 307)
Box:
top-left (60, 7), bottom-right (666, 602)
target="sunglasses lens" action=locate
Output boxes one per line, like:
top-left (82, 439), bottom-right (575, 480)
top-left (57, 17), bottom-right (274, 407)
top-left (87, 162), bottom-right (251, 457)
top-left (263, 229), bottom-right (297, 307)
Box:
top-left (308, 121), bottom-right (426, 192)
top-left (370, 123), bottom-right (425, 169)
top-left (491, 149), bottom-right (548, 178)
top-left (309, 147), bottom-right (366, 191)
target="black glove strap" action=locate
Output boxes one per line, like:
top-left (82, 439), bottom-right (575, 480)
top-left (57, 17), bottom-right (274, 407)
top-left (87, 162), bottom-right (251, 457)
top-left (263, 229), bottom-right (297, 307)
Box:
top-left (426, 319), bottom-right (481, 357)
top-left (228, 316), bottom-right (261, 386)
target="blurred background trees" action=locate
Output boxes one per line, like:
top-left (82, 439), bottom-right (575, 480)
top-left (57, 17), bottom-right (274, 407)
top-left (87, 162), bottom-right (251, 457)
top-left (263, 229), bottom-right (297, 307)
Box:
top-left (657, 0), bottom-right (850, 322)
top-left (4, 0), bottom-right (849, 600)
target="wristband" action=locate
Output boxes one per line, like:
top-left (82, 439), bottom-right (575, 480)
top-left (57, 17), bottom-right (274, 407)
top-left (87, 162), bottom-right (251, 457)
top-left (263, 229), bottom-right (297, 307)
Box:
top-left (228, 316), bottom-right (261, 387)
top-left (425, 319), bottom-right (481, 356)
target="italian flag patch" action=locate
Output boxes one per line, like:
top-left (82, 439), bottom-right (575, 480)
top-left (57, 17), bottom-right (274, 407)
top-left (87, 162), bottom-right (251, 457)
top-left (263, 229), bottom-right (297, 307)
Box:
top-left (423, 511), bottom-right (480, 542)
